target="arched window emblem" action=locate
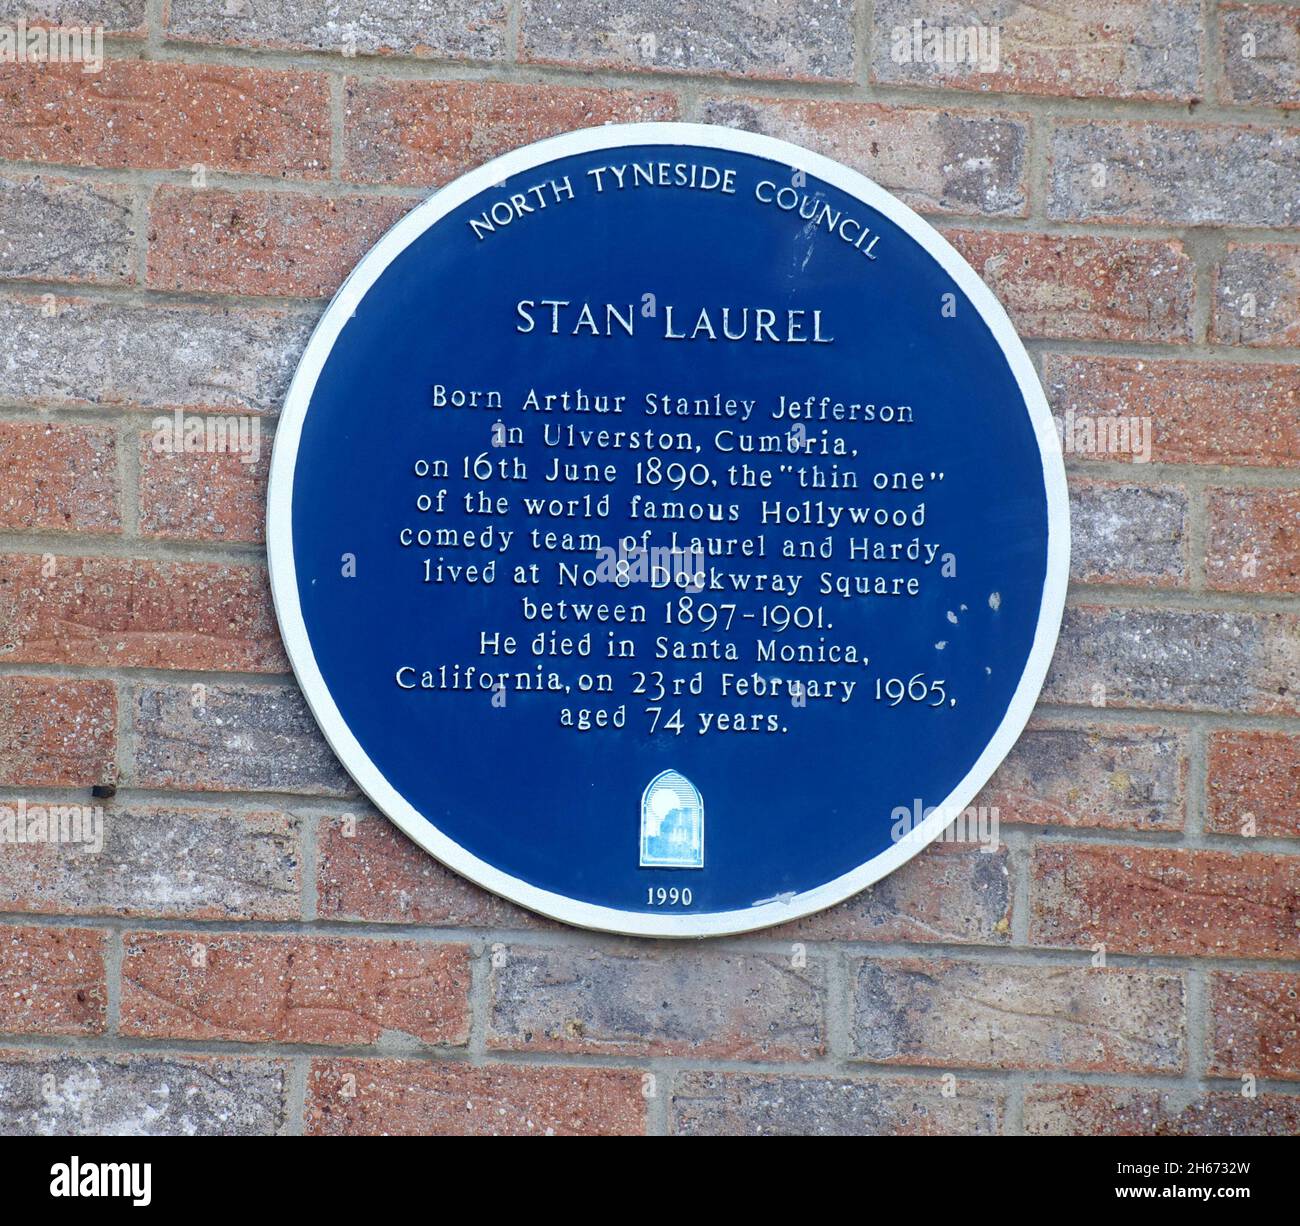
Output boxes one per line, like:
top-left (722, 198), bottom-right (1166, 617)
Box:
top-left (640, 769), bottom-right (704, 869)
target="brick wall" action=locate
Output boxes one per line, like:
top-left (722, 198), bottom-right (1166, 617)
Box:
top-left (0, 0), bottom-right (1296, 1136)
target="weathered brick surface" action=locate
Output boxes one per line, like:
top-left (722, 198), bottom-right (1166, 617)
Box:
top-left (1044, 355), bottom-right (1299, 467)
top-left (0, 925), bottom-right (106, 1036)
top-left (1031, 844), bottom-right (1300, 958)
top-left (132, 682), bottom-right (354, 795)
top-left (1207, 730), bottom-right (1300, 838)
top-left (0, 293), bottom-right (311, 412)
top-left (0, 1050), bottom-right (289, 1136)
top-left (770, 841), bottom-right (1012, 944)
top-left (700, 98), bottom-right (1027, 218)
top-left (851, 958), bottom-right (1185, 1072)
top-left (1049, 120), bottom-right (1298, 227)
top-left (1068, 481), bottom-right (1188, 587)
top-left (1042, 606), bottom-right (1299, 715)
top-left (942, 231), bottom-right (1194, 343)
top-left (0, 555), bottom-right (286, 672)
top-left (138, 429), bottom-right (269, 543)
top-left (336, 820), bottom-right (1003, 951)
top-left (519, 0), bottom-right (856, 81)
top-left (672, 1070), bottom-right (1005, 1136)
top-left (0, 0), bottom-right (1292, 1142)
top-left (980, 722), bottom-right (1187, 831)
top-left (489, 945), bottom-right (825, 1059)
top-left (147, 187), bottom-right (413, 298)
top-left (1220, 4), bottom-right (1300, 108)
top-left (344, 80), bottom-right (678, 187)
top-left (0, 175), bottom-right (135, 284)
top-left (1025, 1085), bottom-right (1300, 1136)
top-left (1206, 488), bottom-right (1300, 594)
top-left (0, 806), bottom-right (301, 920)
top-left (0, 60), bottom-right (330, 178)
top-left (121, 932), bottom-right (471, 1046)
top-left (166, 0), bottom-right (509, 61)
top-left (1209, 972), bottom-right (1300, 1079)
top-left (0, 677), bottom-right (116, 788)
top-left (870, 0), bottom-right (1202, 101)
top-left (307, 1058), bottom-right (646, 1135)
top-left (0, 0), bottom-right (146, 31)
top-left (1214, 244), bottom-right (1300, 348)
top-left (0, 423), bottom-right (120, 535)
top-left (317, 813), bottom-right (550, 928)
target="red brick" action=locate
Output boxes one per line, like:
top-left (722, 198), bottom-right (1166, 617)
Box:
top-left (1206, 488), bottom-right (1300, 594)
top-left (0, 676), bottom-right (116, 788)
top-left (307, 1058), bottom-right (646, 1135)
top-left (1209, 972), bottom-right (1300, 1079)
top-left (0, 925), bottom-right (106, 1036)
top-left (0, 422), bottom-right (120, 534)
top-left (0, 555), bottom-right (287, 672)
top-left (770, 841), bottom-right (1012, 944)
top-left (343, 79), bottom-right (677, 187)
top-left (852, 957), bottom-right (1185, 1073)
top-left (138, 430), bottom-right (268, 543)
top-left (1044, 355), bottom-right (1299, 467)
top-left (147, 187), bottom-right (413, 298)
top-left (979, 722), bottom-right (1188, 831)
top-left (1207, 730), bottom-right (1300, 838)
top-left (943, 231), bottom-right (1194, 343)
top-left (1031, 844), bottom-right (1300, 958)
top-left (871, 0), bottom-right (1202, 101)
top-left (316, 813), bottom-right (550, 928)
top-left (120, 932), bottom-right (471, 1046)
top-left (1214, 244), bottom-right (1300, 347)
top-left (699, 97), bottom-right (1028, 218)
top-left (489, 945), bottom-right (825, 1060)
top-left (1025, 1085), bottom-right (1300, 1135)
top-left (0, 60), bottom-right (330, 178)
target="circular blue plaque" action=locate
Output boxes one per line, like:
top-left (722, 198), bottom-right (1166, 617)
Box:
top-left (268, 124), bottom-right (1068, 936)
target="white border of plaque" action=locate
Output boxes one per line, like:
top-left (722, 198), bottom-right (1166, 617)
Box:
top-left (267, 123), bottom-right (1070, 937)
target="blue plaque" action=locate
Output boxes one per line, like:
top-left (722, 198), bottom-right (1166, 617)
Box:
top-left (268, 124), bottom-right (1069, 936)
